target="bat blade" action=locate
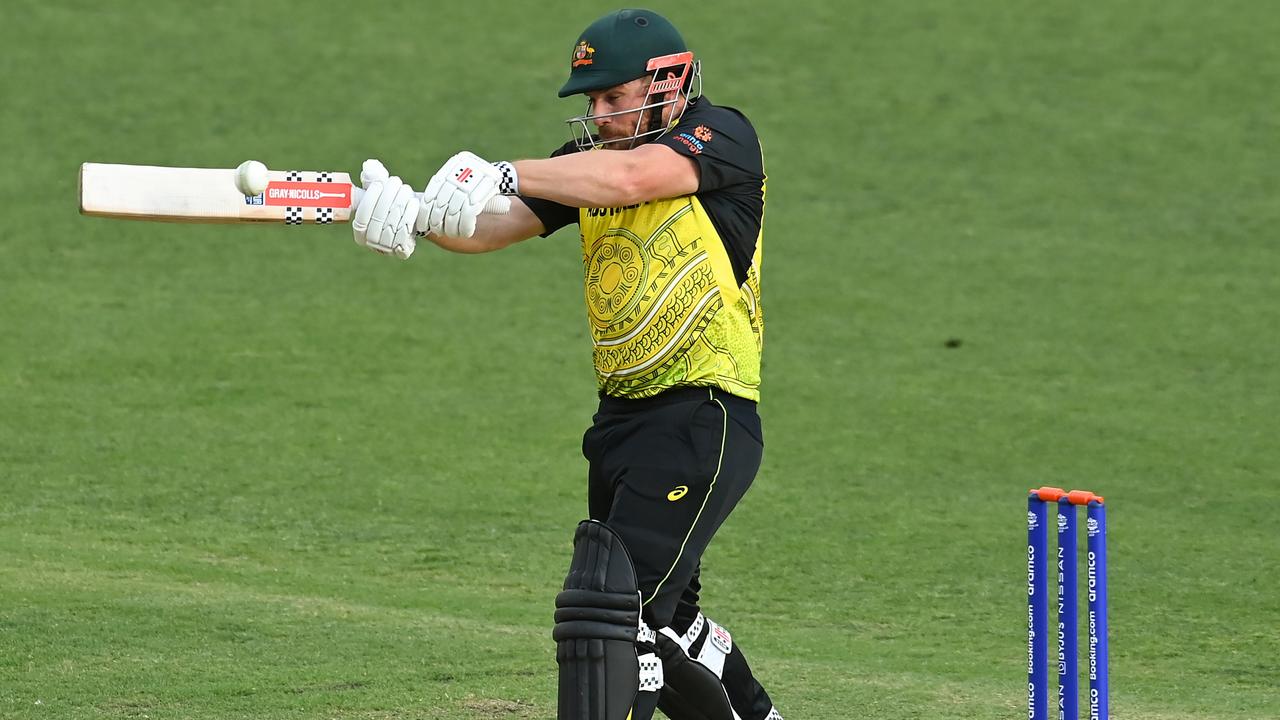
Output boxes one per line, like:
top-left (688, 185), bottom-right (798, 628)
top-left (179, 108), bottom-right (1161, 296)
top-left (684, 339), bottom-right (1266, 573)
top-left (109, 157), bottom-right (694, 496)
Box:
top-left (78, 163), bottom-right (357, 224)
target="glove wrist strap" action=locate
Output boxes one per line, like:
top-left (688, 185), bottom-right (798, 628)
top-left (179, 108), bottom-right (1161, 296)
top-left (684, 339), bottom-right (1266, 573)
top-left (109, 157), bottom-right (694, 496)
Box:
top-left (494, 161), bottom-right (519, 195)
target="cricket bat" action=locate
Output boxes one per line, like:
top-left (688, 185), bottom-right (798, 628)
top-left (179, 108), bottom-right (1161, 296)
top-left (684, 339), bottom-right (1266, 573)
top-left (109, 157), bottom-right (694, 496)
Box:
top-left (78, 162), bottom-right (508, 225)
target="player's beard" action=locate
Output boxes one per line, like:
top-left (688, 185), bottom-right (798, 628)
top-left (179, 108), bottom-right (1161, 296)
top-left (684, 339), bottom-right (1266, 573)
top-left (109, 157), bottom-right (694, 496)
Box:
top-left (596, 124), bottom-right (636, 148)
top-left (596, 108), bottom-right (659, 149)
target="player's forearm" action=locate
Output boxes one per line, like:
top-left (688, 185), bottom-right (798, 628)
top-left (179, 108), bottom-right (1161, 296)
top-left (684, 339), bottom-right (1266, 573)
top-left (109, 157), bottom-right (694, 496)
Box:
top-left (424, 231), bottom-right (511, 254)
top-left (423, 197), bottom-right (545, 253)
top-left (514, 152), bottom-right (646, 208)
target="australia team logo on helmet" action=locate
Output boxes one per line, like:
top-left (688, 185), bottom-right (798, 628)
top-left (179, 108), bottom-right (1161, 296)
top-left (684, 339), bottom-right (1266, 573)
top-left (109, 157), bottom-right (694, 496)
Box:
top-left (572, 40), bottom-right (595, 68)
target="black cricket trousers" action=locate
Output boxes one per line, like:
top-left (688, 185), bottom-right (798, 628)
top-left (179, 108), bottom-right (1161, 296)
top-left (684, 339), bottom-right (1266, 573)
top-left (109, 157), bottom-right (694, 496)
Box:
top-left (581, 385), bottom-right (762, 631)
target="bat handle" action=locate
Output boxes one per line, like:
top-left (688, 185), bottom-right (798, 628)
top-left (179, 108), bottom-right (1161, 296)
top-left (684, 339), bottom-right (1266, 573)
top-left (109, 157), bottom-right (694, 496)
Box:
top-left (482, 195), bottom-right (513, 214)
top-left (349, 187), bottom-right (511, 215)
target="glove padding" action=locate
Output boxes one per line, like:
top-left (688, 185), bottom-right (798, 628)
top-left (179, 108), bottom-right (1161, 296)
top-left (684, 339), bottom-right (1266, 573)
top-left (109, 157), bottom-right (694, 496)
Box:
top-left (415, 151), bottom-right (510, 239)
top-left (351, 159), bottom-right (419, 260)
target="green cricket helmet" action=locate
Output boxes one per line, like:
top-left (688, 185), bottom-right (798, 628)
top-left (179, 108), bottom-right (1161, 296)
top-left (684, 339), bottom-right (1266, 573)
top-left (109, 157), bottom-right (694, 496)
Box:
top-left (559, 9), bottom-right (702, 150)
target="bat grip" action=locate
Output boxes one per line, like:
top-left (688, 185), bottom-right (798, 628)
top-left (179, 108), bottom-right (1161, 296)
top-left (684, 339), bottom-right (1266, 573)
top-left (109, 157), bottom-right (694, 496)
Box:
top-left (350, 187), bottom-right (511, 215)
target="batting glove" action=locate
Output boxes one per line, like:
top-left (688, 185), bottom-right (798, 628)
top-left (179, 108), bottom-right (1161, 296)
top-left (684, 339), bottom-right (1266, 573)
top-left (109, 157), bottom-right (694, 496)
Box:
top-left (351, 159), bottom-right (419, 260)
top-left (415, 152), bottom-right (516, 239)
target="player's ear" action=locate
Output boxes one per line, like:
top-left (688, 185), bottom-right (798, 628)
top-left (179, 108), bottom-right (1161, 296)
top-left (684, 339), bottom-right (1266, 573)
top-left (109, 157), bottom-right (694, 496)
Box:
top-left (661, 72), bottom-right (678, 99)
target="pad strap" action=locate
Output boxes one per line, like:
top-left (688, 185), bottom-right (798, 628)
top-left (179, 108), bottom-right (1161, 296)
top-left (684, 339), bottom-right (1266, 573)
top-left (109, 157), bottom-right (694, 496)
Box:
top-left (655, 630), bottom-right (736, 720)
top-left (656, 614), bottom-right (783, 720)
top-left (660, 613), bottom-right (733, 677)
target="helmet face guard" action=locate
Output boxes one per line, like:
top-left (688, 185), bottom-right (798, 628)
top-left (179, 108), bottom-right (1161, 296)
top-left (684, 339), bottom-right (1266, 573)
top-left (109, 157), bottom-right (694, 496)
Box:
top-left (566, 52), bottom-right (702, 152)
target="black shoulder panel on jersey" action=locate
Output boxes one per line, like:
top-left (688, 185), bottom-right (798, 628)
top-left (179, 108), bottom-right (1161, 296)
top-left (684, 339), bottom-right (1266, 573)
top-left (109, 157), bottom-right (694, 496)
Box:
top-left (656, 98), bottom-right (765, 286)
top-left (554, 520), bottom-right (642, 720)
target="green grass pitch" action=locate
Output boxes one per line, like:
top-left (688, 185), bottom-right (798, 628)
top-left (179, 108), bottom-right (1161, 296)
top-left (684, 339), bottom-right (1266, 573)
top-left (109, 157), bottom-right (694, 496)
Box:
top-left (2, 1), bottom-right (1277, 718)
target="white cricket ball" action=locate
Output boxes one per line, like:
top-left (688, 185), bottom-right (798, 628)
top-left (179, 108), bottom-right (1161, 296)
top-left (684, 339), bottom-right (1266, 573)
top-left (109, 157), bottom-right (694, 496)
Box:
top-left (234, 160), bottom-right (270, 197)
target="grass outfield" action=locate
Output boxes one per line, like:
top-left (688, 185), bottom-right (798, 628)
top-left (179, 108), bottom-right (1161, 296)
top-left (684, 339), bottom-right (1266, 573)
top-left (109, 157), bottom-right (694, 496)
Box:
top-left (3, 1), bottom-right (1278, 718)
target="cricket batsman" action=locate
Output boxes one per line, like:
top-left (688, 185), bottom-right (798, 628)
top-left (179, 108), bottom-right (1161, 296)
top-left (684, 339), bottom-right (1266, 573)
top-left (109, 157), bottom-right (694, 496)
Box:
top-left (351, 8), bottom-right (781, 719)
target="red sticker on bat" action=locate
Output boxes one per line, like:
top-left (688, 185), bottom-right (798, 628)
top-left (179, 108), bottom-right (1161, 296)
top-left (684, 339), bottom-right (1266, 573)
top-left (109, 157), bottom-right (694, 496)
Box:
top-left (264, 182), bottom-right (352, 208)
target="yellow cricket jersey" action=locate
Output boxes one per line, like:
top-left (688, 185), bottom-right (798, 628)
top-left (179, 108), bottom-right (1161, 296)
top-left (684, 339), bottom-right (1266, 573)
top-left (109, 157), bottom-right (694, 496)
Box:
top-left (524, 98), bottom-right (766, 401)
